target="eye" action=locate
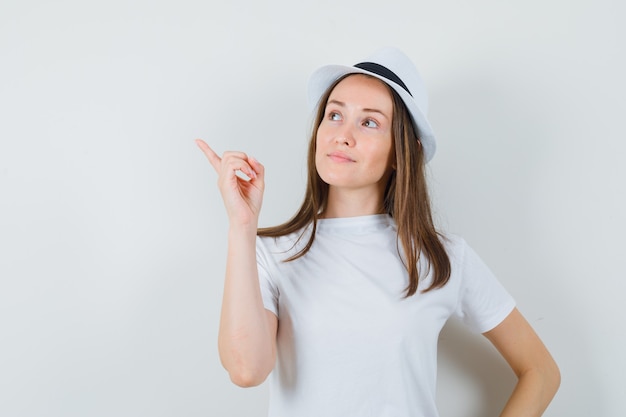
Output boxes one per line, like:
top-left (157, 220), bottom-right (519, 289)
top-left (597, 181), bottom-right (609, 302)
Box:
top-left (363, 118), bottom-right (379, 128)
top-left (328, 111), bottom-right (342, 121)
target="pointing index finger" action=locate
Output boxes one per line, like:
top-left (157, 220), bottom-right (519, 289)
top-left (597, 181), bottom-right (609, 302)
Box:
top-left (195, 139), bottom-right (222, 172)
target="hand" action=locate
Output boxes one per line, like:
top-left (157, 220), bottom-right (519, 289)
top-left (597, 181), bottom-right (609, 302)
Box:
top-left (196, 139), bottom-right (265, 228)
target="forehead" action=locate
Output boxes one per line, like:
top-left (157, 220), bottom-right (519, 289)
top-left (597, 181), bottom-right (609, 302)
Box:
top-left (328, 74), bottom-right (393, 110)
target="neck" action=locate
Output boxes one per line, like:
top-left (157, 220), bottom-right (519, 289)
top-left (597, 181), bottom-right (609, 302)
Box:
top-left (321, 186), bottom-right (385, 219)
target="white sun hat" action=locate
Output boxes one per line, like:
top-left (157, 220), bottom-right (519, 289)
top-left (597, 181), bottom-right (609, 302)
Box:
top-left (307, 47), bottom-right (436, 162)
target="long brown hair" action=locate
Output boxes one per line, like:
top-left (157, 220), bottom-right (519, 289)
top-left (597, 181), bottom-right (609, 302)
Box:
top-left (258, 74), bottom-right (450, 296)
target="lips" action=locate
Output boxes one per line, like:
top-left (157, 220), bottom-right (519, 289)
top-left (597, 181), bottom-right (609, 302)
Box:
top-left (327, 151), bottom-right (355, 163)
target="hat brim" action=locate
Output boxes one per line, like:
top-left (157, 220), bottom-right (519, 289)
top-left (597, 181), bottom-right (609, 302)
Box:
top-left (307, 64), bottom-right (436, 162)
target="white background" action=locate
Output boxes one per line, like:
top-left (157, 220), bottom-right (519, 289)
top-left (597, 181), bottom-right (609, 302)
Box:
top-left (1, 0), bottom-right (624, 416)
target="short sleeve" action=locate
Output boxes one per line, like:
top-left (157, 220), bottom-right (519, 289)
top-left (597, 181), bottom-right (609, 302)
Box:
top-left (453, 239), bottom-right (516, 333)
top-left (256, 236), bottom-right (280, 316)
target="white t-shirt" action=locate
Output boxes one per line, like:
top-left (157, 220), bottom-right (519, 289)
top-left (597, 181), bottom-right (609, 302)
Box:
top-left (256, 214), bottom-right (515, 417)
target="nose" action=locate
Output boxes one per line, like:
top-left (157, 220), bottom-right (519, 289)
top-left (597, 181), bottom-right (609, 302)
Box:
top-left (335, 123), bottom-right (356, 147)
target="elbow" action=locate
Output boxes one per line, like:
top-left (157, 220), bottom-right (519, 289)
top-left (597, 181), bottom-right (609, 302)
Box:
top-left (539, 352), bottom-right (561, 396)
top-left (547, 359), bottom-right (561, 396)
top-left (520, 357), bottom-right (561, 401)
top-left (218, 334), bottom-right (276, 388)
top-left (227, 366), bottom-right (271, 388)
top-left (220, 351), bottom-right (273, 388)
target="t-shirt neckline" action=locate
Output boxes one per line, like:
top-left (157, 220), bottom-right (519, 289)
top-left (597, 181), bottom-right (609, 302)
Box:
top-left (316, 214), bottom-right (394, 235)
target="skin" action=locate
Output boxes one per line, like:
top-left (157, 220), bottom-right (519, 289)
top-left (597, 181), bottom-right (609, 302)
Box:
top-left (195, 142), bottom-right (277, 387)
top-left (315, 74), bottom-right (395, 218)
top-left (196, 74), bottom-right (560, 414)
top-left (484, 309), bottom-right (561, 416)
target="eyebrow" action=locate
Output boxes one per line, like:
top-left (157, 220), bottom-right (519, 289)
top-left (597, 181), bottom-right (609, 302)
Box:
top-left (326, 99), bottom-right (390, 119)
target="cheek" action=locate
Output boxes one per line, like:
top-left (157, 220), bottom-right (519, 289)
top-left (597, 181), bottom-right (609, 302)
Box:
top-left (315, 123), bottom-right (329, 143)
top-left (314, 133), bottom-right (324, 170)
top-left (373, 141), bottom-right (394, 165)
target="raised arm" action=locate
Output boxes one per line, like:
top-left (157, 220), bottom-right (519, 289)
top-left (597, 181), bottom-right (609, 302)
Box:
top-left (196, 139), bottom-right (278, 387)
top-left (483, 308), bottom-right (560, 417)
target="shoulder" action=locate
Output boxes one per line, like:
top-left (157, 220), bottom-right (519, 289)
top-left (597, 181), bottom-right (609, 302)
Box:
top-left (437, 233), bottom-right (494, 281)
top-left (256, 225), bottom-right (313, 256)
top-left (438, 233), bottom-right (469, 262)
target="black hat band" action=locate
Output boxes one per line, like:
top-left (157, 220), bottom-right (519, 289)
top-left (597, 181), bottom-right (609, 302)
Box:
top-left (354, 62), bottom-right (412, 97)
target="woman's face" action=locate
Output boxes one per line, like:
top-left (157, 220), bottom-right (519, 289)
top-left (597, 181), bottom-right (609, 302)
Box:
top-left (315, 74), bottom-right (395, 196)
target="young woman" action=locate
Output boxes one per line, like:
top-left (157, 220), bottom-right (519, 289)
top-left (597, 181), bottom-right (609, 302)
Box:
top-left (196, 47), bottom-right (560, 417)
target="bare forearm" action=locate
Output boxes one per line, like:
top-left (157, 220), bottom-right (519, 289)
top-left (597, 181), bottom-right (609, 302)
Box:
top-left (499, 365), bottom-right (560, 417)
top-left (218, 225), bottom-right (276, 386)
top-left (484, 309), bottom-right (560, 417)
top-left (195, 142), bottom-right (273, 386)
